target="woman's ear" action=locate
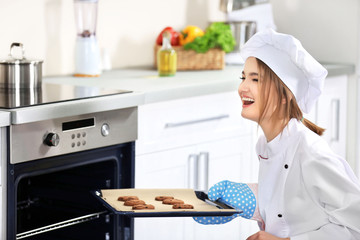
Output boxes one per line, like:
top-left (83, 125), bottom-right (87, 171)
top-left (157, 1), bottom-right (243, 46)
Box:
top-left (282, 95), bottom-right (292, 105)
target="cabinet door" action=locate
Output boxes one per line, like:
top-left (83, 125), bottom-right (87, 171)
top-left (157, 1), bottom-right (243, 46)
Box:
top-left (205, 136), bottom-right (259, 185)
top-left (135, 137), bottom-right (260, 240)
top-left (315, 75), bottom-right (347, 158)
top-left (134, 146), bottom-right (196, 240)
top-left (188, 136), bottom-right (259, 240)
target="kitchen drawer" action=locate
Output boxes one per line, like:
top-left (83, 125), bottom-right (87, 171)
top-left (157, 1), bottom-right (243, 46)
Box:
top-left (137, 91), bottom-right (253, 154)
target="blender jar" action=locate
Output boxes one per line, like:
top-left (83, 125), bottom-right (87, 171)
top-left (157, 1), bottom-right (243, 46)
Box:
top-left (74, 0), bottom-right (101, 77)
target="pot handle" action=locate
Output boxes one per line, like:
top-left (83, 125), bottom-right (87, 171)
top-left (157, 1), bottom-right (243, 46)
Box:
top-left (10, 42), bottom-right (25, 60)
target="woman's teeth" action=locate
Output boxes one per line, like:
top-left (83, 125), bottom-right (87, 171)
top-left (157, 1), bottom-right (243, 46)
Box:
top-left (242, 97), bottom-right (255, 105)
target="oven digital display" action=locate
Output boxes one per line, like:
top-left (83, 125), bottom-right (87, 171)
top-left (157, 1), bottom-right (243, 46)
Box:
top-left (62, 118), bottom-right (95, 131)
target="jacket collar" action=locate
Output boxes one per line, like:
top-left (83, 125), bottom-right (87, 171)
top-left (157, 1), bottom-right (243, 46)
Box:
top-left (257, 118), bottom-right (300, 158)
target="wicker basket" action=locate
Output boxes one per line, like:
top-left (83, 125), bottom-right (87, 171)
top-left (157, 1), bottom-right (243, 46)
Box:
top-left (154, 45), bottom-right (225, 70)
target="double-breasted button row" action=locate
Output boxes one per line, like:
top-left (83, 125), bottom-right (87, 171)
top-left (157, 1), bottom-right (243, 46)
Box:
top-left (280, 165), bottom-right (288, 217)
top-left (279, 165), bottom-right (288, 217)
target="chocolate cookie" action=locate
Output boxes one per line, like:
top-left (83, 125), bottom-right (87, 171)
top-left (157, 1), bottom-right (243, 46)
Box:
top-left (162, 199), bottom-right (184, 205)
top-left (155, 196), bottom-right (174, 201)
top-left (117, 196), bottom-right (139, 201)
top-left (132, 204), bottom-right (155, 210)
top-left (172, 204), bottom-right (194, 209)
top-left (124, 200), bottom-right (145, 206)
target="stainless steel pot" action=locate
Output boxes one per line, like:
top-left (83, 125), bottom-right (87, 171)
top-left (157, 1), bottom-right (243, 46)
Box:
top-left (0, 43), bottom-right (43, 89)
top-left (0, 87), bottom-right (42, 108)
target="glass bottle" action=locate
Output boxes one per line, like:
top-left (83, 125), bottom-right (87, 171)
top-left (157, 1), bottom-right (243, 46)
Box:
top-left (157, 31), bottom-right (177, 77)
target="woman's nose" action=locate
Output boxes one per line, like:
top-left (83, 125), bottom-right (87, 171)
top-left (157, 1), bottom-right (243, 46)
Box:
top-left (238, 81), bottom-right (249, 95)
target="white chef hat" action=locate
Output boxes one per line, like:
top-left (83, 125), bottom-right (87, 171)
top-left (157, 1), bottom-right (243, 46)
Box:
top-left (240, 28), bottom-right (328, 114)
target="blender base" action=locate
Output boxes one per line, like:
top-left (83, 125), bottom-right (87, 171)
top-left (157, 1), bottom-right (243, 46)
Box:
top-left (75, 37), bottom-right (101, 77)
top-left (73, 73), bottom-right (100, 77)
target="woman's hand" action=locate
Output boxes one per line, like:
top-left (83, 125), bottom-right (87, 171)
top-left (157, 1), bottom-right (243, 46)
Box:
top-left (247, 231), bottom-right (290, 240)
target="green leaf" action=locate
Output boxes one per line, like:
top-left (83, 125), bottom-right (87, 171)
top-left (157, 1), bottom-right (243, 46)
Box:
top-left (183, 22), bottom-right (235, 53)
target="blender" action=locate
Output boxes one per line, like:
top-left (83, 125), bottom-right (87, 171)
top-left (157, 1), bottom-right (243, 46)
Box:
top-left (74, 0), bottom-right (101, 77)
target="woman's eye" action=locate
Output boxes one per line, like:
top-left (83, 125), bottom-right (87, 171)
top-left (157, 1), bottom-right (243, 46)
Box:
top-left (252, 78), bottom-right (259, 82)
top-left (240, 77), bottom-right (245, 81)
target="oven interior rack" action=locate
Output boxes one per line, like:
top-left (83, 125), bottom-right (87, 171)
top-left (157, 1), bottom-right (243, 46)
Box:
top-left (16, 211), bottom-right (107, 239)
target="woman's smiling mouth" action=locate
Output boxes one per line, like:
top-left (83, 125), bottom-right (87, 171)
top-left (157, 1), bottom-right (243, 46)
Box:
top-left (242, 96), bottom-right (255, 107)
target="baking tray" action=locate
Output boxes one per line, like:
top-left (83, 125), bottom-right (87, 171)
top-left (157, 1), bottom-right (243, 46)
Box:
top-left (91, 188), bottom-right (242, 217)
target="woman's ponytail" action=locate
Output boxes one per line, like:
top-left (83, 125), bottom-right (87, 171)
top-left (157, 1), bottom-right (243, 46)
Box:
top-left (302, 117), bottom-right (325, 136)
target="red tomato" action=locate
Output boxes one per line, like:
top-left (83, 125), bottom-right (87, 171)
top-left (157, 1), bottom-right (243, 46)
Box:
top-left (156, 27), bottom-right (180, 46)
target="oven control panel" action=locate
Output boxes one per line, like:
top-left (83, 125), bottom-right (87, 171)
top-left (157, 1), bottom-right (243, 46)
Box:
top-left (9, 107), bottom-right (138, 164)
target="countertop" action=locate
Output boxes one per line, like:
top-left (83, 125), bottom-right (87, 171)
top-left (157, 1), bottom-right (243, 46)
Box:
top-left (44, 63), bottom-right (354, 104)
top-left (3, 63), bottom-right (355, 125)
top-left (44, 66), bottom-right (242, 104)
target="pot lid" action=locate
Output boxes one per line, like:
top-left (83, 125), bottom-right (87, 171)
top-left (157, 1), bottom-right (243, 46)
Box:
top-left (0, 42), bottom-right (43, 65)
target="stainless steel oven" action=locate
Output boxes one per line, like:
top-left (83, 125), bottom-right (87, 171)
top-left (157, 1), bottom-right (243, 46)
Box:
top-left (1, 82), bottom-right (239, 239)
top-left (0, 83), bottom-right (138, 239)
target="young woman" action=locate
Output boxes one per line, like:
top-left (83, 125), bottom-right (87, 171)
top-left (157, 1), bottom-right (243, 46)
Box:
top-left (194, 29), bottom-right (360, 240)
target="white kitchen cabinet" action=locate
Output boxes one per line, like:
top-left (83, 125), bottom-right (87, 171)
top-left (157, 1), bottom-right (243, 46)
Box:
top-left (188, 137), bottom-right (259, 240)
top-left (135, 91), bottom-right (259, 240)
top-left (134, 146), bottom-right (196, 240)
top-left (135, 137), bottom-right (259, 240)
top-left (317, 75), bottom-right (347, 158)
top-left (305, 75), bottom-right (348, 159)
top-left (136, 146), bottom-right (196, 189)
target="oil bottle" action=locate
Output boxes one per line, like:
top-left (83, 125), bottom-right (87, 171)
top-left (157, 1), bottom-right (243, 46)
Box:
top-left (157, 31), bottom-right (177, 77)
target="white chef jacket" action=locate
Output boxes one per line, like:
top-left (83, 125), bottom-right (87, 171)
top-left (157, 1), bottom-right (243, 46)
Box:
top-left (256, 118), bottom-right (360, 240)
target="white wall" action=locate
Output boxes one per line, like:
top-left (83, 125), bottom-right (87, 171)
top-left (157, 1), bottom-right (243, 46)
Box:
top-left (0, 0), bottom-right (211, 76)
top-left (270, 0), bottom-right (359, 65)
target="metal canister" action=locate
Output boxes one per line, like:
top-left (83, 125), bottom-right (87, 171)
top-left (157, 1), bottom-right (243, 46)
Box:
top-left (0, 43), bottom-right (43, 89)
top-left (227, 21), bottom-right (257, 52)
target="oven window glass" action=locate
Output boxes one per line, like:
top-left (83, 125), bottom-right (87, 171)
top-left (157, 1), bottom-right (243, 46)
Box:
top-left (17, 160), bottom-right (116, 239)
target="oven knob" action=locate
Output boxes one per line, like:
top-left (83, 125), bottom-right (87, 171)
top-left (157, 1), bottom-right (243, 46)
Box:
top-left (101, 123), bottom-right (110, 136)
top-left (44, 133), bottom-right (60, 147)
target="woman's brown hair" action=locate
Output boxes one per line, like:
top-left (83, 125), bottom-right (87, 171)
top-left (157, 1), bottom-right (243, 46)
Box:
top-left (256, 58), bottom-right (325, 136)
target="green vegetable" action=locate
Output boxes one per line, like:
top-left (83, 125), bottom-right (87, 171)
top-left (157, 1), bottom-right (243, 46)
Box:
top-left (183, 22), bottom-right (235, 53)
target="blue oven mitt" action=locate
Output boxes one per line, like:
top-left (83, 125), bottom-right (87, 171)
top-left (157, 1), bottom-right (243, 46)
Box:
top-left (193, 180), bottom-right (257, 225)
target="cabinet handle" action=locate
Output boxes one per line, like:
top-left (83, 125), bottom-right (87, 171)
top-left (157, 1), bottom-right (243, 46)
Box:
top-left (197, 152), bottom-right (209, 192)
top-left (188, 154), bottom-right (198, 189)
top-left (164, 114), bottom-right (229, 128)
top-left (331, 99), bottom-right (340, 142)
